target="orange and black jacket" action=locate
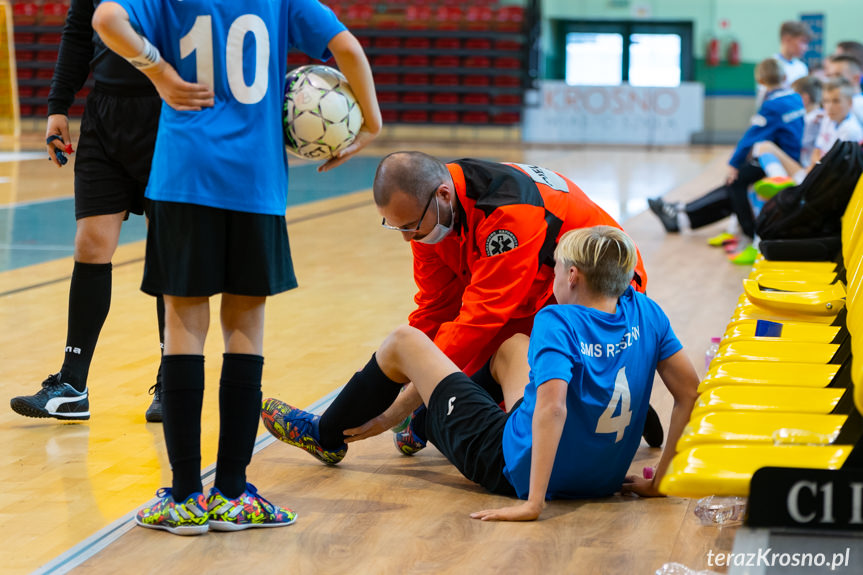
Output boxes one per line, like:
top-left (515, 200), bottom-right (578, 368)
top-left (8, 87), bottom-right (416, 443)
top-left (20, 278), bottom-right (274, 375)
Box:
top-left (408, 159), bottom-right (648, 373)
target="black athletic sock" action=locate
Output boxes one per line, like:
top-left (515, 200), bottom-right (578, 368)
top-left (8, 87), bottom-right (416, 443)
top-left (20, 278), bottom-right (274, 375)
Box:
top-left (318, 354), bottom-right (403, 450)
top-left (214, 354), bottom-right (263, 499)
top-left (161, 354), bottom-right (205, 500)
top-left (155, 294), bottom-right (165, 351)
top-left (60, 261), bottom-right (112, 392)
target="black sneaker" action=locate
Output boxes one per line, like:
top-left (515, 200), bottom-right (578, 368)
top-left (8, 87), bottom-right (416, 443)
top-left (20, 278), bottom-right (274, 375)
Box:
top-left (10, 373), bottom-right (90, 420)
top-left (145, 364), bottom-right (163, 423)
top-left (642, 404), bottom-right (664, 448)
top-left (647, 198), bottom-right (680, 233)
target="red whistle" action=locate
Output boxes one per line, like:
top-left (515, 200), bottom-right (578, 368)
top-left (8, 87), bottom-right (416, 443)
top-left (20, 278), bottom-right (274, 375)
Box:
top-left (64, 144), bottom-right (73, 154)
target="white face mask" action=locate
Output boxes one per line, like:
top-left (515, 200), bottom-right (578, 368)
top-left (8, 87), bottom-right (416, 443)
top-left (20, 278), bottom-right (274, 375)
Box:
top-left (416, 198), bottom-right (453, 245)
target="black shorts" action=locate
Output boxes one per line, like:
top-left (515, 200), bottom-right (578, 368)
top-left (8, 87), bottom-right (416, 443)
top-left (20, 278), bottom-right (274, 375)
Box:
top-left (426, 372), bottom-right (519, 496)
top-left (74, 87), bottom-right (161, 220)
top-left (142, 200), bottom-right (298, 297)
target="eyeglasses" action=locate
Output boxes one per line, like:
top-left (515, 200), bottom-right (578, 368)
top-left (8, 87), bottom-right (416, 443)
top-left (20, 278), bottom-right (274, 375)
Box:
top-left (380, 187), bottom-right (437, 232)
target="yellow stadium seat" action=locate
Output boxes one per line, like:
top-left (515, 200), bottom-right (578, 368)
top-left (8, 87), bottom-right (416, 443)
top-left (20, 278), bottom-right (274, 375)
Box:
top-left (712, 339), bottom-right (841, 365)
top-left (730, 306), bottom-right (839, 324)
top-left (751, 260), bottom-right (839, 273)
top-left (742, 279), bottom-right (845, 316)
top-left (659, 444), bottom-right (853, 497)
top-left (699, 362), bottom-right (842, 392)
top-left (692, 385), bottom-right (849, 416)
top-left (722, 321), bottom-right (842, 343)
top-left (678, 411), bottom-right (849, 449)
top-left (750, 270), bottom-right (839, 287)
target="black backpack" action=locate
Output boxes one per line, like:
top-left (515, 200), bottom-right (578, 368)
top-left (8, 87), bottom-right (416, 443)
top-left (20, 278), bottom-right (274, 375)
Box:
top-left (755, 140), bottom-right (863, 240)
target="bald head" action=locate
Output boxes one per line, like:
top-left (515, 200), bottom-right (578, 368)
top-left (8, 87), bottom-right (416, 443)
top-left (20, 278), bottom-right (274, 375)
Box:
top-left (373, 151), bottom-right (450, 207)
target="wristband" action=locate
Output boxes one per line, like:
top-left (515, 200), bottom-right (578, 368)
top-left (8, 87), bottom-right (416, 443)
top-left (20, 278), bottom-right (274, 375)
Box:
top-left (126, 36), bottom-right (161, 71)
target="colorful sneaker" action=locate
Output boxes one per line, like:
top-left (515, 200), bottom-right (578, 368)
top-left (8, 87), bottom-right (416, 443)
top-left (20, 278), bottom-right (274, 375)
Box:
top-left (707, 232), bottom-right (736, 247)
top-left (136, 488), bottom-right (209, 536)
top-left (10, 373), bottom-right (89, 420)
top-left (145, 364), bottom-right (163, 423)
top-left (392, 409), bottom-right (427, 456)
top-left (729, 245), bottom-right (759, 266)
top-left (753, 176), bottom-right (794, 199)
top-left (261, 398), bottom-right (347, 465)
top-left (647, 198), bottom-right (680, 233)
top-left (207, 483), bottom-right (296, 531)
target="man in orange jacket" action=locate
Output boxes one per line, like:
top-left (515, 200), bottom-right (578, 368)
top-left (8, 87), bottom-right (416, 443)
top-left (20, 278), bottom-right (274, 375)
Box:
top-left (314, 151), bottom-right (661, 452)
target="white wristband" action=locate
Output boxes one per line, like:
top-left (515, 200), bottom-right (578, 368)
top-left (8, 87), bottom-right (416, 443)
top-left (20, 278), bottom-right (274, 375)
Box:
top-left (126, 36), bottom-right (161, 71)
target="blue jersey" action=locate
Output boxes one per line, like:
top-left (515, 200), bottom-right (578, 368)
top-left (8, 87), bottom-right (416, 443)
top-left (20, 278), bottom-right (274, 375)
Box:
top-left (501, 287), bottom-right (682, 499)
top-left (112, 0), bottom-right (346, 215)
top-left (729, 88), bottom-right (805, 168)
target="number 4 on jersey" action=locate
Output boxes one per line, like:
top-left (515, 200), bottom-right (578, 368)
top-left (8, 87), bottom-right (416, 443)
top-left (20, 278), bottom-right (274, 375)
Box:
top-left (595, 367), bottom-right (632, 443)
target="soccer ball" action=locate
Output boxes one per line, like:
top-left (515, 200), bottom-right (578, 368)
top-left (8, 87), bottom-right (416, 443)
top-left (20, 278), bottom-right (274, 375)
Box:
top-left (283, 65), bottom-right (364, 160)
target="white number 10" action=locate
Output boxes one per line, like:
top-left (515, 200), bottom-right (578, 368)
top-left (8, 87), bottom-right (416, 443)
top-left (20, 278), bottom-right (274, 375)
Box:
top-left (179, 14), bottom-right (270, 105)
top-left (595, 367), bottom-right (632, 443)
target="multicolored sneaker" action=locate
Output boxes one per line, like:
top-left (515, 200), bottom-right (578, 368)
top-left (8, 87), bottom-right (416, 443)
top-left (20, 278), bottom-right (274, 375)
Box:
top-left (136, 488), bottom-right (209, 536)
top-left (392, 409), bottom-right (427, 456)
top-left (753, 176), bottom-right (794, 199)
top-left (729, 245), bottom-right (759, 266)
top-left (261, 398), bottom-right (347, 465)
top-left (10, 373), bottom-right (89, 420)
top-left (706, 232), bottom-right (737, 247)
top-left (207, 483), bottom-right (296, 531)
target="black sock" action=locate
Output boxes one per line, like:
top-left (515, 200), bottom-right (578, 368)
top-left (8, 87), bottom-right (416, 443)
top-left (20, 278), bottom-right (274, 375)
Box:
top-left (318, 354), bottom-right (403, 450)
top-left (214, 354), bottom-right (263, 499)
top-left (161, 355), bottom-right (205, 500)
top-left (155, 294), bottom-right (165, 351)
top-left (60, 261), bottom-right (112, 392)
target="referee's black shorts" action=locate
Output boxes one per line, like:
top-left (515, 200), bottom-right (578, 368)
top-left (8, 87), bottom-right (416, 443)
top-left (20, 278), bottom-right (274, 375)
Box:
top-left (142, 200), bottom-right (298, 298)
top-left (425, 372), bottom-right (519, 496)
top-left (73, 85), bottom-right (160, 220)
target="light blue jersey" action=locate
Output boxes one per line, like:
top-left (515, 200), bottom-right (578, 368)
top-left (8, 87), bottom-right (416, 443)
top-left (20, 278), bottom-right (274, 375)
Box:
top-left (502, 287), bottom-right (682, 499)
top-left (112, 0), bottom-right (346, 214)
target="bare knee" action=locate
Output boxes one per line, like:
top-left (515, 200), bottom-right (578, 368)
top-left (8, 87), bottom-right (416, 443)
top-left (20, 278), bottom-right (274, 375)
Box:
top-left (492, 334), bottom-right (529, 377)
top-left (380, 324), bottom-right (424, 356)
top-left (74, 216), bottom-right (122, 263)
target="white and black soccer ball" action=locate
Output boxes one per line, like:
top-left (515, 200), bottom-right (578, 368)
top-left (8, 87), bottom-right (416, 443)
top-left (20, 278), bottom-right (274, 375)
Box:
top-left (283, 65), bottom-right (364, 160)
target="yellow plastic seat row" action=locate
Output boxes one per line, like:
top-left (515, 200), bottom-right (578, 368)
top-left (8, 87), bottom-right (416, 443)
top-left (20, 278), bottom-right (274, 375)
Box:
top-left (698, 362), bottom-right (842, 392)
top-left (692, 385), bottom-right (852, 417)
top-left (659, 444), bottom-right (853, 498)
top-left (711, 339), bottom-right (844, 365)
top-left (722, 320), bottom-right (842, 343)
top-left (678, 411), bottom-right (852, 450)
top-left (742, 279), bottom-right (845, 316)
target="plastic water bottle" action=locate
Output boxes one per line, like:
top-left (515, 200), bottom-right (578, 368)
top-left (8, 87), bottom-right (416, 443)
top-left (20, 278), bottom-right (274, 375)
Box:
top-left (704, 337), bottom-right (721, 370)
top-left (693, 495), bottom-right (747, 525)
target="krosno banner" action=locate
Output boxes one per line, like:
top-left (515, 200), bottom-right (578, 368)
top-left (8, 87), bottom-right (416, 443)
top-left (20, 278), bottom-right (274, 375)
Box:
top-left (522, 81), bottom-right (704, 145)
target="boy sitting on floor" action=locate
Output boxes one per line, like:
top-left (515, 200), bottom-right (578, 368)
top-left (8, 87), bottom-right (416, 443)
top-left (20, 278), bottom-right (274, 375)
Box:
top-left (262, 226), bottom-right (698, 520)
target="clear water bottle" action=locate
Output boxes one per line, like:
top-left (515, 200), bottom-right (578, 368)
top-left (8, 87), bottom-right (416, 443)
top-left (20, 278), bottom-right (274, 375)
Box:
top-left (704, 337), bottom-right (721, 370)
top-left (694, 495), bottom-right (747, 525)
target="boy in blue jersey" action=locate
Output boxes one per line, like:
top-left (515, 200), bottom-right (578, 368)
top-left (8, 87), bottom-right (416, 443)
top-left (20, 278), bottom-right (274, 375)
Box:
top-left (262, 226), bottom-right (698, 520)
top-left (648, 58), bottom-right (805, 255)
top-left (93, 0), bottom-right (381, 534)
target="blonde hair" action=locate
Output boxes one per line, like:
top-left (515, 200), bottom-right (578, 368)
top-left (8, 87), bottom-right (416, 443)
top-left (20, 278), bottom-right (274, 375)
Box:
top-left (554, 226), bottom-right (637, 297)
top-left (755, 58), bottom-right (785, 87)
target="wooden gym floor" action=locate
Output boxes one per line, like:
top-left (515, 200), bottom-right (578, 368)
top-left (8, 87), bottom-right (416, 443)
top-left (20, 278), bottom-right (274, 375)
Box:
top-left (0, 139), bottom-right (750, 574)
